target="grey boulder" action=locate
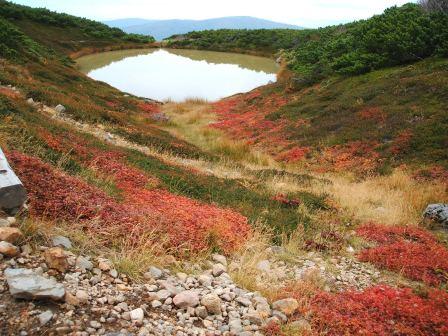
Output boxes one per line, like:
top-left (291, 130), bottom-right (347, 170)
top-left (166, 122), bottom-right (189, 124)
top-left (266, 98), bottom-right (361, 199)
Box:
top-left (424, 204), bottom-right (448, 226)
top-left (54, 104), bottom-right (66, 114)
top-left (5, 268), bottom-right (65, 301)
top-left (51, 235), bottom-right (72, 249)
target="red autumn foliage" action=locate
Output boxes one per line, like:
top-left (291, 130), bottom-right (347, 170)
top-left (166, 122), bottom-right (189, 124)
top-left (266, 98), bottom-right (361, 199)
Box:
top-left (8, 146), bottom-right (250, 253)
top-left (356, 223), bottom-right (436, 245)
top-left (276, 146), bottom-right (310, 163)
top-left (323, 141), bottom-right (381, 173)
top-left (356, 223), bottom-right (448, 285)
top-left (271, 194), bottom-right (301, 208)
top-left (413, 165), bottom-right (448, 184)
top-left (311, 285), bottom-right (448, 336)
top-left (105, 101), bottom-right (119, 108)
top-left (390, 129), bottom-right (413, 154)
top-left (210, 91), bottom-right (304, 160)
top-left (7, 151), bottom-right (137, 227)
top-left (138, 101), bottom-right (161, 115)
top-left (262, 321), bottom-right (284, 336)
top-left (0, 87), bottom-right (21, 99)
top-left (358, 107), bottom-right (386, 123)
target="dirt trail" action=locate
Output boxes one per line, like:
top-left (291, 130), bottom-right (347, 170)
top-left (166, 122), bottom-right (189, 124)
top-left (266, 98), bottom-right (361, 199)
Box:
top-left (37, 101), bottom-right (253, 181)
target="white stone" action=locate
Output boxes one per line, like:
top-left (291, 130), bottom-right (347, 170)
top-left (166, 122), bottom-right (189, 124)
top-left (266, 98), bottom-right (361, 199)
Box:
top-left (198, 274), bottom-right (212, 286)
top-left (54, 104), bottom-right (66, 113)
top-left (212, 254), bottom-right (227, 266)
top-left (212, 264), bottom-right (226, 277)
top-left (148, 266), bottom-right (163, 279)
top-left (130, 308), bottom-right (144, 322)
top-left (75, 290), bottom-right (89, 304)
top-left (173, 290), bottom-right (199, 308)
top-left (38, 310), bottom-right (53, 326)
top-left (0, 241), bottom-right (19, 257)
top-left (0, 219), bottom-right (10, 227)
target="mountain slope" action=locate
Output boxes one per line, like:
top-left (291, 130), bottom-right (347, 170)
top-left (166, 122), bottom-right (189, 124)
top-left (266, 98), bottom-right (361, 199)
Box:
top-left (1, 2), bottom-right (448, 335)
top-left (0, 0), bottom-right (154, 55)
top-left (210, 58), bottom-right (448, 174)
top-left (104, 16), bottom-right (302, 40)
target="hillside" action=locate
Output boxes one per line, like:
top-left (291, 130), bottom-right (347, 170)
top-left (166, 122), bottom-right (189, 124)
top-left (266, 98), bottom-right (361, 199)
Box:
top-left (0, 1), bottom-right (448, 335)
top-left (104, 16), bottom-right (302, 41)
top-left (166, 28), bottom-right (305, 56)
top-left (168, 4), bottom-right (448, 74)
top-left (210, 58), bottom-right (448, 174)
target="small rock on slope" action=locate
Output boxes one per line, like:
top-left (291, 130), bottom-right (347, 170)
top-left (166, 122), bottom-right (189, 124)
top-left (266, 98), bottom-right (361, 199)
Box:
top-left (5, 268), bottom-right (65, 301)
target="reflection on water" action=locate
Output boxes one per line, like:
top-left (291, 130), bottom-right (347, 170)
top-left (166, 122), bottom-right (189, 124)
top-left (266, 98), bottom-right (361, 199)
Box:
top-left (77, 49), bottom-right (278, 102)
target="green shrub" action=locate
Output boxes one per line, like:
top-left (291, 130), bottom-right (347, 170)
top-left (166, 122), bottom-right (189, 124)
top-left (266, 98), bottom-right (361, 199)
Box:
top-left (0, 0), bottom-right (154, 44)
top-left (0, 17), bottom-right (45, 61)
top-left (287, 4), bottom-right (448, 81)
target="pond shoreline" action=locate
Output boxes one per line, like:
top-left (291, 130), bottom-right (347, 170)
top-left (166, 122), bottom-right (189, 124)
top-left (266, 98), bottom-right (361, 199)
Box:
top-left (76, 48), bottom-right (279, 102)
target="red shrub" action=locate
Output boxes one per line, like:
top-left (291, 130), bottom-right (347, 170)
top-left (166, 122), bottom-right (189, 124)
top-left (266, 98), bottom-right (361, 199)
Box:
top-left (390, 129), bottom-right (413, 154)
top-left (138, 101), bottom-right (161, 114)
top-left (358, 107), bottom-right (386, 123)
top-left (413, 166), bottom-right (448, 184)
top-left (311, 285), bottom-right (448, 336)
top-left (210, 93), bottom-right (298, 160)
top-left (106, 101), bottom-right (119, 108)
top-left (7, 151), bottom-right (138, 229)
top-left (359, 241), bottom-right (448, 286)
top-left (323, 141), bottom-right (381, 173)
top-left (8, 147), bottom-right (251, 254)
top-left (356, 223), bottom-right (436, 245)
top-left (271, 194), bottom-right (301, 207)
top-left (276, 146), bottom-right (310, 163)
top-left (356, 223), bottom-right (448, 285)
top-left (262, 321), bottom-right (284, 336)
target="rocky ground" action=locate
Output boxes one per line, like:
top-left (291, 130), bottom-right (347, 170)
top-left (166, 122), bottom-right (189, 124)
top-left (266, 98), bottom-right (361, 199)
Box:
top-left (0, 210), bottom-right (388, 336)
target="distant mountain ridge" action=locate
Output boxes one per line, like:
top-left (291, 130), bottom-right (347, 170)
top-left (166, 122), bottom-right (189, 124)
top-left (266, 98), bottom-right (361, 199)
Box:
top-left (103, 16), bottom-right (303, 40)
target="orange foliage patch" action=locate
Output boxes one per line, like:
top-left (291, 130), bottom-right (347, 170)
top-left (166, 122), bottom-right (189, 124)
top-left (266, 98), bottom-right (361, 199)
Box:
top-left (210, 91), bottom-right (301, 159)
top-left (358, 107), bottom-right (386, 123)
top-left (276, 146), bottom-right (310, 163)
top-left (356, 223), bottom-right (448, 286)
top-left (413, 165), bottom-right (448, 184)
top-left (8, 133), bottom-right (250, 253)
top-left (0, 87), bottom-right (22, 99)
top-left (390, 129), bottom-right (413, 154)
top-left (138, 101), bottom-right (161, 115)
top-left (323, 141), bottom-right (381, 173)
top-left (311, 285), bottom-right (448, 336)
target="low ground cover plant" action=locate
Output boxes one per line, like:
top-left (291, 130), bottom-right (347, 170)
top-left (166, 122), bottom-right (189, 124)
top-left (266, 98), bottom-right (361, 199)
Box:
top-left (356, 223), bottom-right (448, 286)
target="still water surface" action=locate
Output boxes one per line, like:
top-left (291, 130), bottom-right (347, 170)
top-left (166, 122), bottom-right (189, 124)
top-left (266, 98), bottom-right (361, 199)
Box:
top-left (77, 49), bottom-right (278, 102)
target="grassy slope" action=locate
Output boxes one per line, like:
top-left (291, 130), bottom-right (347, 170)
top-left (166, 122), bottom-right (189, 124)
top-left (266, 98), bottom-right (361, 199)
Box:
top-left (210, 58), bottom-right (448, 174)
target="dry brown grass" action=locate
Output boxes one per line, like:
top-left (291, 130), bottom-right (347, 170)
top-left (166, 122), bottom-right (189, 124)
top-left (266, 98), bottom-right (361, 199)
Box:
top-left (228, 226), bottom-right (275, 295)
top-left (162, 100), bottom-right (276, 167)
top-left (110, 230), bottom-right (172, 281)
top-left (18, 218), bottom-right (182, 281)
top-left (324, 170), bottom-right (447, 226)
top-left (264, 168), bottom-right (447, 227)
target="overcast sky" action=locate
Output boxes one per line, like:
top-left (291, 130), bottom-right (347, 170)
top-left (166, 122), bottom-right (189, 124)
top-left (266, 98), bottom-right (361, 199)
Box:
top-left (11, 0), bottom-right (414, 27)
